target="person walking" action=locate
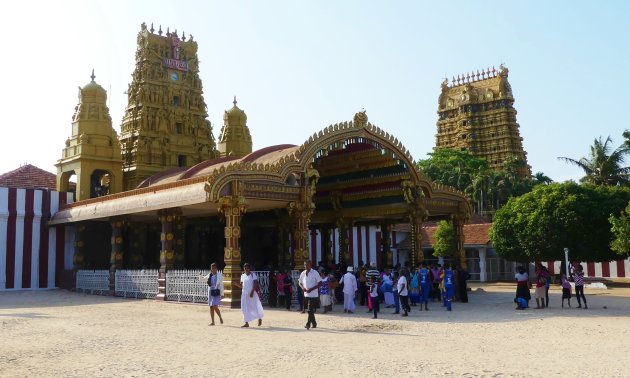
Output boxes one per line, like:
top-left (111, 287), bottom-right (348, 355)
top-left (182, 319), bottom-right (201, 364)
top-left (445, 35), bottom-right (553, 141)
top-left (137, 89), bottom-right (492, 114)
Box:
top-left (232, 263), bottom-right (264, 328)
top-left (572, 263), bottom-right (588, 309)
top-left (340, 266), bottom-right (358, 313)
top-left (203, 262), bottom-right (224, 326)
top-left (419, 262), bottom-right (431, 311)
top-left (299, 260), bottom-right (322, 330)
top-left (319, 269), bottom-right (333, 313)
top-left (397, 268), bottom-right (410, 316)
top-left (442, 263), bottom-right (455, 311)
top-left (368, 275), bottom-right (379, 319)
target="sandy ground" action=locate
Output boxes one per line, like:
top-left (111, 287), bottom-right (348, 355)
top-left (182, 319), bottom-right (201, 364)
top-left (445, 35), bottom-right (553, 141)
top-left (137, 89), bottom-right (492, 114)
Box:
top-left (1, 284), bottom-right (629, 378)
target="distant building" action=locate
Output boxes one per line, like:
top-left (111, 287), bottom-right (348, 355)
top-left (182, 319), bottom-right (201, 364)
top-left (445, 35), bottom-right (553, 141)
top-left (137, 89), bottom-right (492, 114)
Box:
top-left (435, 65), bottom-right (531, 178)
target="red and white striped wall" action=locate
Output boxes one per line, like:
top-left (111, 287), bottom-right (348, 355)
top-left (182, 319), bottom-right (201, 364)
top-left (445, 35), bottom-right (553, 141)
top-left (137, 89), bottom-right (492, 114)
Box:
top-left (309, 225), bottom-right (402, 267)
top-left (0, 188), bottom-right (73, 290)
top-left (543, 259), bottom-right (630, 278)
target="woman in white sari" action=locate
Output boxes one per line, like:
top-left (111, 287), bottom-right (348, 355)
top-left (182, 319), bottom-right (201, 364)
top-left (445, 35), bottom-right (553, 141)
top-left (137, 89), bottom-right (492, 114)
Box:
top-left (233, 263), bottom-right (264, 328)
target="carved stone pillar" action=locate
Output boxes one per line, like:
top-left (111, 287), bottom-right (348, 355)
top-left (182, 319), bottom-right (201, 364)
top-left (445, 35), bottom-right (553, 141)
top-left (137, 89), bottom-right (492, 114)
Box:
top-left (408, 211), bottom-right (427, 268)
top-left (289, 201), bottom-right (313, 268)
top-left (156, 208), bottom-right (182, 300)
top-left (402, 180), bottom-right (427, 268)
top-left (109, 218), bottom-right (125, 294)
top-left (335, 219), bottom-right (350, 266)
top-left (453, 214), bottom-right (467, 269)
top-left (218, 181), bottom-right (247, 308)
top-left (288, 168), bottom-right (319, 268)
top-left (174, 216), bottom-right (186, 268)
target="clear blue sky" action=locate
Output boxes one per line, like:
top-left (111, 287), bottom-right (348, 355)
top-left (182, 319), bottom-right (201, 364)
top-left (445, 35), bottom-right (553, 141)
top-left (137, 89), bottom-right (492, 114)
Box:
top-left (1, 1), bottom-right (628, 182)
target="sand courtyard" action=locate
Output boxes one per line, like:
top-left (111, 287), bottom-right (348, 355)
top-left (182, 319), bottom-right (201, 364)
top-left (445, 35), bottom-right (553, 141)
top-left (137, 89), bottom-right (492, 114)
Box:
top-left (1, 284), bottom-right (629, 378)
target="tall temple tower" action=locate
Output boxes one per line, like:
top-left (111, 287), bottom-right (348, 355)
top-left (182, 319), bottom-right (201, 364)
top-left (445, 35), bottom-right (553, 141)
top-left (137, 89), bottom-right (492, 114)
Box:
top-left (56, 71), bottom-right (123, 201)
top-left (217, 97), bottom-right (252, 158)
top-left (435, 65), bottom-right (530, 178)
top-left (119, 23), bottom-right (218, 190)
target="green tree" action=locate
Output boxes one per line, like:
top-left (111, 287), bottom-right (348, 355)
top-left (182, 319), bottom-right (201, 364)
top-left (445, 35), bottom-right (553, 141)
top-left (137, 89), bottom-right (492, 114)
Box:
top-left (490, 183), bottom-right (630, 262)
top-left (609, 202), bottom-right (630, 257)
top-left (433, 220), bottom-right (458, 258)
top-left (558, 136), bottom-right (630, 186)
top-left (417, 149), bottom-right (490, 193)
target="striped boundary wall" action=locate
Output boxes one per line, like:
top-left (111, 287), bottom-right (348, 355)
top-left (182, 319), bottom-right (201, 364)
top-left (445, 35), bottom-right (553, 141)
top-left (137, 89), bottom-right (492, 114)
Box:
top-left (308, 226), bottom-right (403, 267)
top-left (0, 187), bottom-right (74, 290)
top-left (542, 259), bottom-right (630, 278)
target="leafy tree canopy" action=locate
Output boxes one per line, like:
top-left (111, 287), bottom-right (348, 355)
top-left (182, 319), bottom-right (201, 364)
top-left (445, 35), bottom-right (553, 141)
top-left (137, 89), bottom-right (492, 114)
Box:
top-left (490, 182), bottom-right (630, 262)
top-left (610, 202), bottom-right (630, 257)
top-left (433, 220), bottom-right (458, 258)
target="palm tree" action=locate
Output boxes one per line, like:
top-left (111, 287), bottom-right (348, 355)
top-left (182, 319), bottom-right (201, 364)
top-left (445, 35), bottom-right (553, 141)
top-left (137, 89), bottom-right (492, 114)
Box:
top-left (533, 172), bottom-right (553, 185)
top-left (558, 136), bottom-right (630, 186)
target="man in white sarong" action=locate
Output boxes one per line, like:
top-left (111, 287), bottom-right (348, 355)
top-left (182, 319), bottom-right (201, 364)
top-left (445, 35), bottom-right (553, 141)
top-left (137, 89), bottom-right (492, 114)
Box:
top-left (340, 266), bottom-right (358, 313)
top-left (234, 263), bottom-right (264, 328)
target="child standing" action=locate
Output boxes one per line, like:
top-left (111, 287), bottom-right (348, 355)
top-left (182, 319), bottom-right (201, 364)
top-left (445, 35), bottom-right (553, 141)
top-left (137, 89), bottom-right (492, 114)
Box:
top-left (369, 276), bottom-right (379, 318)
top-left (534, 273), bottom-right (547, 309)
top-left (561, 273), bottom-right (572, 308)
top-left (572, 264), bottom-right (588, 309)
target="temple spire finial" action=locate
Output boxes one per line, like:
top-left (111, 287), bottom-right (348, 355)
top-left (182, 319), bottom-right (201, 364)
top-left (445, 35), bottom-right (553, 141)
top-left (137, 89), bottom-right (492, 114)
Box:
top-left (233, 96), bottom-right (237, 106)
top-left (90, 69), bottom-right (95, 82)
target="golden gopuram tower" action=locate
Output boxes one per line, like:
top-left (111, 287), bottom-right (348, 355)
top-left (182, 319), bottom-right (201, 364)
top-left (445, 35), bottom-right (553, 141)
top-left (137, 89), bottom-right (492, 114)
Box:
top-left (119, 23), bottom-right (218, 190)
top-left (435, 65), bottom-right (531, 178)
top-left (56, 71), bottom-right (123, 201)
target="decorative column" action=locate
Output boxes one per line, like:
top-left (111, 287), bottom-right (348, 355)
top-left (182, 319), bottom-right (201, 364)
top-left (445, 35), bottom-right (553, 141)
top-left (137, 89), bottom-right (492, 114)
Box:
top-left (289, 201), bottom-right (313, 268)
top-left (333, 219), bottom-right (347, 266)
top-left (402, 180), bottom-right (428, 268)
top-left (381, 223), bottom-right (392, 268)
top-left (288, 168), bottom-right (319, 268)
top-left (453, 213), bottom-right (467, 269)
top-left (174, 216), bottom-right (186, 268)
top-left (109, 217), bottom-right (125, 294)
top-left (156, 208), bottom-right (182, 300)
top-left (320, 226), bottom-right (330, 267)
top-left (218, 181), bottom-right (247, 308)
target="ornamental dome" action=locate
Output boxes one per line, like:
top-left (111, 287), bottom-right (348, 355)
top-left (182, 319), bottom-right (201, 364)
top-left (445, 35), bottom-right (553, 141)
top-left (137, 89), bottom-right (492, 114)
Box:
top-left (223, 96), bottom-right (247, 125)
top-left (80, 70), bottom-right (107, 104)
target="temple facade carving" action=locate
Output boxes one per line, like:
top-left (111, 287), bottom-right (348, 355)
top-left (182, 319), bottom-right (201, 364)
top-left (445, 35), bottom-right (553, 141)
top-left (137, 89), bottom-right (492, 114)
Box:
top-left (436, 65), bottom-right (531, 178)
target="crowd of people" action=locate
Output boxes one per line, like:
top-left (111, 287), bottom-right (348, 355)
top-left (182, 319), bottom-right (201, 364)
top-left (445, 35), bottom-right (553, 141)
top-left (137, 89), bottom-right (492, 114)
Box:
top-left (513, 261), bottom-right (588, 310)
top-left (204, 259), bottom-right (592, 327)
top-left (205, 259), bottom-right (472, 328)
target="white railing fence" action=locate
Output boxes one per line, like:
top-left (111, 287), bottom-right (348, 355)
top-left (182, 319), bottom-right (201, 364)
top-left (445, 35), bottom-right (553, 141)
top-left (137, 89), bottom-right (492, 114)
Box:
top-left (76, 270), bottom-right (109, 294)
top-left (255, 271), bottom-right (270, 304)
top-left (166, 269), bottom-right (210, 303)
top-left (75, 269), bottom-right (274, 304)
top-left (115, 269), bottom-right (159, 299)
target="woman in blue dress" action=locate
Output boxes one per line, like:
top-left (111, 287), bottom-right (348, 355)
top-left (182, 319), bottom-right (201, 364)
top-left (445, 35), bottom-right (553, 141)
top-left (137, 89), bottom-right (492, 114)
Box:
top-left (204, 262), bottom-right (224, 326)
